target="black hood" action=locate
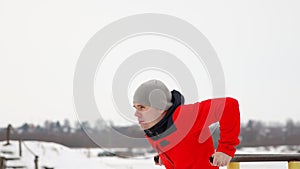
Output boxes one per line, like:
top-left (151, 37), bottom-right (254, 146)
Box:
top-left (144, 90), bottom-right (185, 138)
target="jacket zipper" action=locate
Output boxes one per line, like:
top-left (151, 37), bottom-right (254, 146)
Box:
top-left (155, 132), bottom-right (175, 169)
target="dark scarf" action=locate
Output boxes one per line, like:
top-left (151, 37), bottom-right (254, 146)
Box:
top-left (144, 90), bottom-right (185, 138)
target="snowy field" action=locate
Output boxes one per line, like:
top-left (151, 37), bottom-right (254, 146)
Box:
top-left (1, 141), bottom-right (298, 169)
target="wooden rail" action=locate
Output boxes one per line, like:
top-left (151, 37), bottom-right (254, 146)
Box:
top-left (0, 156), bottom-right (25, 169)
top-left (228, 154), bottom-right (300, 169)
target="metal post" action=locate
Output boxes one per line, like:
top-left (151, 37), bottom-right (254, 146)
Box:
top-left (34, 156), bottom-right (38, 169)
top-left (0, 157), bottom-right (3, 169)
top-left (6, 124), bottom-right (12, 145)
top-left (19, 139), bottom-right (22, 157)
top-left (288, 161), bottom-right (300, 169)
top-left (0, 157), bottom-right (6, 169)
top-left (227, 162), bottom-right (240, 169)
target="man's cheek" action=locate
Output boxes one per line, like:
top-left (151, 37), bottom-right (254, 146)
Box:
top-left (144, 110), bottom-right (160, 122)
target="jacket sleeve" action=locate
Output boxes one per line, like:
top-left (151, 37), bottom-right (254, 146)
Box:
top-left (215, 98), bottom-right (240, 157)
top-left (193, 97), bottom-right (240, 157)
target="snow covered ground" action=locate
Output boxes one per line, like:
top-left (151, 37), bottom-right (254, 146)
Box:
top-left (0, 141), bottom-right (113, 169)
top-left (1, 141), bottom-right (299, 169)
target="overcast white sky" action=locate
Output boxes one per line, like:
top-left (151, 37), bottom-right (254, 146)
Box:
top-left (1, 0), bottom-right (300, 128)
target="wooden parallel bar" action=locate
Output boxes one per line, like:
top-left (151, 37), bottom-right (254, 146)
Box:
top-left (227, 162), bottom-right (240, 169)
top-left (231, 154), bottom-right (300, 162)
top-left (228, 154), bottom-right (300, 169)
top-left (288, 161), bottom-right (300, 169)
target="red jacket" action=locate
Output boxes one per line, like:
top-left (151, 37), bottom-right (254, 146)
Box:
top-left (145, 96), bottom-right (240, 169)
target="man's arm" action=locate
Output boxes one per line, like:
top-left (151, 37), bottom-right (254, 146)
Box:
top-left (215, 98), bottom-right (240, 157)
top-left (209, 98), bottom-right (240, 167)
top-left (194, 97), bottom-right (240, 166)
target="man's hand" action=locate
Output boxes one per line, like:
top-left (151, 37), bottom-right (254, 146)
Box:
top-left (210, 152), bottom-right (232, 167)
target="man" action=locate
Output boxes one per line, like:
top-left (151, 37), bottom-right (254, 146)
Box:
top-left (133, 79), bottom-right (240, 169)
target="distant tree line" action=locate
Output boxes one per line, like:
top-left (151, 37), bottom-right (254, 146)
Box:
top-left (1, 119), bottom-right (300, 148)
top-left (0, 119), bottom-right (147, 148)
top-left (240, 119), bottom-right (300, 147)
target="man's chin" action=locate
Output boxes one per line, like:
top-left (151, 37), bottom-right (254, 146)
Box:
top-left (140, 123), bottom-right (151, 130)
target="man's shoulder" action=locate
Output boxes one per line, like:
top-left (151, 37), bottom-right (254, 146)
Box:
top-left (197, 97), bottom-right (238, 105)
top-left (175, 97), bottom-right (238, 113)
top-left (180, 97), bottom-right (238, 109)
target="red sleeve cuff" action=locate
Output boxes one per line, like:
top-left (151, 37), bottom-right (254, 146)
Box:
top-left (217, 144), bottom-right (236, 158)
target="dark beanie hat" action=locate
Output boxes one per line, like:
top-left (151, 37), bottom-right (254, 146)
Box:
top-left (133, 80), bottom-right (173, 110)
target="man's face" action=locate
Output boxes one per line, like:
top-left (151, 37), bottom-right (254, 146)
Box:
top-left (133, 103), bottom-right (165, 130)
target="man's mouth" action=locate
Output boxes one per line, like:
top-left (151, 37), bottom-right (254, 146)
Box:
top-left (138, 119), bottom-right (145, 124)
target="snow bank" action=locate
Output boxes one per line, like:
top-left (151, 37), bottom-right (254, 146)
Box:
top-left (1, 141), bottom-right (297, 169)
top-left (0, 141), bottom-right (112, 169)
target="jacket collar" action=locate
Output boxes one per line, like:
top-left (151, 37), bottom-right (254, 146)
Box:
top-left (144, 90), bottom-right (185, 138)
